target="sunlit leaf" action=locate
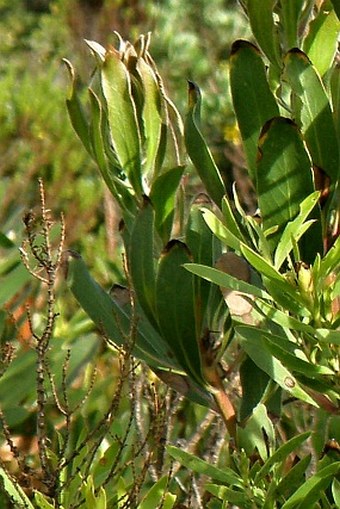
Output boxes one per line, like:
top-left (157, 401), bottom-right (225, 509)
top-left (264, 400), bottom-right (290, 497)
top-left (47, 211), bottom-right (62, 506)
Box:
top-left (256, 117), bottom-right (320, 259)
top-left (303, 6), bottom-right (340, 76)
top-left (236, 325), bottom-right (318, 406)
top-left (0, 467), bottom-right (35, 509)
top-left (101, 49), bottom-right (143, 196)
top-left (246, 0), bottom-right (281, 67)
top-left (284, 49), bottom-right (340, 183)
top-left (281, 462), bottom-right (340, 508)
top-left (137, 476), bottom-right (176, 509)
top-left (274, 191), bottom-right (320, 269)
top-left (184, 262), bottom-right (272, 300)
top-left (166, 446), bottom-right (243, 486)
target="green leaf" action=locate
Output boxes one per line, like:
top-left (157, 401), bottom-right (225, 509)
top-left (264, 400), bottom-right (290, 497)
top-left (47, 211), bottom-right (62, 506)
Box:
top-left (166, 445), bottom-right (243, 487)
top-left (184, 81), bottom-right (225, 207)
top-left (236, 325), bottom-right (318, 406)
top-left (254, 329), bottom-right (334, 376)
top-left (255, 300), bottom-right (315, 335)
top-left (202, 208), bottom-right (243, 253)
top-left (221, 195), bottom-right (246, 244)
top-left (0, 232), bottom-right (15, 248)
top-left (256, 117), bottom-right (319, 257)
top-left (331, 0), bottom-right (340, 20)
top-left (230, 40), bottom-right (279, 179)
top-left (34, 491), bottom-right (55, 509)
top-left (136, 51), bottom-right (163, 179)
top-left (332, 477), bottom-right (340, 507)
top-left (274, 191), bottom-right (320, 269)
top-left (240, 244), bottom-right (306, 308)
top-left (186, 200), bottom-right (217, 326)
top-left (238, 403), bottom-right (275, 462)
top-left (129, 198), bottom-right (157, 329)
top-left (330, 64), bottom-right (340, 142)
top-left (64, 59), bottom-right (92, 155)
top-left (256, 432), bottom-right (311, 483)
top-left (280, 0), bottom-right (305, 49)
top-left (101, 49), bottom-right (143, 196)
top-left (205, 484), bottom-right (248, 506)
top-left (0, 263), bottom-right (32, 307)
top-left (275, 454), bottom-right (312, 499)
top-left (150, 166), bottom-right (184, 243)
top-left (0, 348), bottom-right (36, 411)
top-left (184, 263), bottom-right (272, 300)
top-left (88, 89), bottom-right (128, 209)
top-left (245, 0), bottom-right (281, 67)
top-left (240, 356), bottom-right (275, 421)
top-left (84, 39), bottom-right (106, 63)
top-left (137, 476), bottom-right (176, 509)
top-left (315, 328), bottom-right (340, 344)
top-left (0, 466), bottom-right (35, 509)
top-left (319, 232), bottom-right (340, 279)
top-left (65, 251), bottom-right (177, 370)
top-left (155, 241), bottom-right (203, 385)
top-left (281, 462), bottom-right (340, 509)
top-left (303, 6), bottom-right (340, 76)
top-left (284, 48), bottom-right (340, 183)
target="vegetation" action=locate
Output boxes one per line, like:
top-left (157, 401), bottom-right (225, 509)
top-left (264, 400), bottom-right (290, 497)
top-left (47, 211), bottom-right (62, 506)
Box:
top-left (0, 1), bottom-right (340, 508)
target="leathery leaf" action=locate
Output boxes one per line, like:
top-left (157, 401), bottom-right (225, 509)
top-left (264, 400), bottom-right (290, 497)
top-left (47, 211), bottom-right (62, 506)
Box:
top-left (101, 49), bottom-right (143, 197)
top-left (129, 198), bottom-right (158, 330)
top-left (230, 40), bottom-right (279, 179)
top-left (64, 250), bottom-right (177, 370)
top-left (155, 240), bottom-right (204, 386)
top-left (184, 81), bottom-right (225, 207)
top-left (256, 116), bottom-right (322, 260)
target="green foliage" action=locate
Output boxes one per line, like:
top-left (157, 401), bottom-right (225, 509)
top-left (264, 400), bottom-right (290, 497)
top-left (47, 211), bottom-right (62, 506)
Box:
top-left (1, 0), bottom-right (340, 507)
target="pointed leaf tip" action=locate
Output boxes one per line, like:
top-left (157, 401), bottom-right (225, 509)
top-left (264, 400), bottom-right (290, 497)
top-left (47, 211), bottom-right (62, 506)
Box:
top-left (187, 80), bottom-right (201, 109)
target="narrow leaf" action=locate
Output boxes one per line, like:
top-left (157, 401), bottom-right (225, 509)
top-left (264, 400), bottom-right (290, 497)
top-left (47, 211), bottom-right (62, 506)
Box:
top-left (129, 198), bottom-right (157, 330)
top-left (230, 40), bottom-right (279, 178)
top-left (64, 59), bottom-right (92, 155)
top-left (166, 446), bottom-right (243, 486)
top-left (303, 6), bottom-right (340, 76)
top-left (236, 325), bottom-right (318, 406)
top-left (184, 81), bottom-right (225, 206)
top-left (101, 49), bottom-right (143, 196)
top-left (202, 208), bottom-right (242, 252)
top-left (137, 476), bottom-right (176, 509)
top-left (150, 166), bottom-right (184, 243)
top-left (0, 467), bottom-right (35, 509)
top-left (155, 241), bottom-right (204, 385)
top-left (280, 0), bottom-right (305, 49)
top-left (184, 263), bottom-right (272, 300)
top-left (136, 55), bottom-right (163, 178)
top-left (245, 0), bottom-right (281, 67)
top-left (275, 454), bottom-right (312, 499)
top-left (284, 48), bottom-right (340, 182)
top-left (274, 191), bottom-right (320, 269)
top-left (256, 117), bottom-right (320, 257)
top-left (281, 462), bottom-right (340, 509)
